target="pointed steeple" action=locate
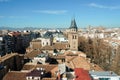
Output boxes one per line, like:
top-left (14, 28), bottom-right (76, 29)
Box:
top-left (69, 18), bottom-right (78, 31)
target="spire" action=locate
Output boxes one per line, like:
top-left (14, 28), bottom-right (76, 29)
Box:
top-left (69, 18), bottom-right (78, 30)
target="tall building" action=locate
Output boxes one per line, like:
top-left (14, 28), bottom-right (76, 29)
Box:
top-left (68, 18), bottom-right (78, 51)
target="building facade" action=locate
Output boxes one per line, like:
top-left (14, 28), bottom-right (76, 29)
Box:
top-left (68, 18), bottom-right (78, 51)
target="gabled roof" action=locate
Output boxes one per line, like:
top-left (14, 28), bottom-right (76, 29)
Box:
top-left (74, 68), bottom-right (91, 80)
top-left (41, 45), bottom-right (54, 50)
top-left (69, 18), bottom-right (78, 30)
top-left (24, 50), bottom-right (41, 59)
top-left (36, 64), bottom-right (58, 73)
top-left (22, 64), bottom-right (58, 74)
top-left (3, 71), bottom-right (27, 80)
top-left (52, 42), bottom-right (69, 50)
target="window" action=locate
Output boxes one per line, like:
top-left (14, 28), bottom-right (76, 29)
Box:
top-left (46, 42), bottom-right (48, 45)
top-left (72, 35), bottom-right (74, 39)
top-left (75, 35), bottom-right (77, 39)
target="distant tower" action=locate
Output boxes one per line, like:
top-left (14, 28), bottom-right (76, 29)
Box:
top-left (68, 18), bottom-right (78, 51)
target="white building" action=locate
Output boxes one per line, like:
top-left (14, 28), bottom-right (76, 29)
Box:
top-left (41, 38), bottom-right (52, 47)
top-left (89, 71), bottom-right (120, 80)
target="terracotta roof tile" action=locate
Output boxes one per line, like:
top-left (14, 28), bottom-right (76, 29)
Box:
top-left (42, 78), bottom-right (56, 80)
top-left (74, 68), bottom-right (91, 80)
top-left (26, 69), bottom-right (43, 77)
top-left (92, 64), bottom-right (104, 71)
top-left (52, 42), bottom-right (69, 50)
top-left (22, 63), bottom-right (36, 70)
top-left (35, 64), bottom-right (58, 73)
top-left (22, 64), bottom-right (58, 74)
top-left (41, 45), bottom-right (54, 50)
top-left (3, 71), bottom-right (27, 80)
top-left (64, 51), bottom-right (86, 58)
top-left (66, 56), bottom-right (91, 70)
top-left (24, 50), bottom-right (41, 59)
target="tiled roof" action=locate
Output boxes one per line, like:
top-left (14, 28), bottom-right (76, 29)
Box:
top-left (92, 64), bottom-right (104, 71)
top-left (35, 64), bottom-right (58, 73)
top-left (66, 55), bottom-right (103, 71)
top-left (74, 68), bottom-right (91, 80)
top-left (66, 56), bottom-right (76, 62)
top-left (52, 42), bottom-right (69, 50)
top-left (22, 63), bottom-right (35, 70)
top-left (3, 67), bottom-right (57, 80)
top-left (41, 45), bottom-right (54, 50)
top-left (66, 56), bottom-right (91, 70)
top-left (24, 50), bottom-right (41, 59)
top-left (0, 53), bottom-right (18, 63)
top-left (26, 69), bottom-right (43, 77)
top-left (42, 78), bottom-right (56, 80)
top-left (64, 51), bottom-right (73, 56)
top-left (3, 71), bottom-right (27, 80)
top-left (64, 51), bottom-right (86, 57)
top-left (22, 64), bottom-right (58, 74)
top-left (50, 55), bottom-right (65, 59)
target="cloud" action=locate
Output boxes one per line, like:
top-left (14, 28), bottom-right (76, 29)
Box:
top-left (33, 10), bottom-right (68, 14)
top-left (0, 0), bottom-right (10, 2)
top-left (88, 3), bottom-right (120, 10)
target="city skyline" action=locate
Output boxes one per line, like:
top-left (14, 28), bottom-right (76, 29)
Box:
top-left (0, 0), bottom-right (120, 28)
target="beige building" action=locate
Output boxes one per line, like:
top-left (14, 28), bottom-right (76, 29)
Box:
top-left (30, 39), bottom-right (42, 50)
top-left (40, 38), bottom-right (52, 47)
top-left (68, 18), bottom-right (78, 51)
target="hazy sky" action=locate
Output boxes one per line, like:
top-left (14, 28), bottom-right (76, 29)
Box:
top-left (0, 0), bottom-right (120, 28)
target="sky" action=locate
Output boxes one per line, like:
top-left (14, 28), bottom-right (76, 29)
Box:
top-left (0, 0), bottom-right (120, 28)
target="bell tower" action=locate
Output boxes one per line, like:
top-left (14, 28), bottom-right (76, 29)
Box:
top-left (68, 18), bottom-right (78, 51)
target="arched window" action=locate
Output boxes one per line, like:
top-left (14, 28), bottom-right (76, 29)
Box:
top-left (75, 35), bottom-right (77, 39)
top-left (46, 42), bottom-right (48, 45)
top-left (72, 35), bottom-right (74, 39)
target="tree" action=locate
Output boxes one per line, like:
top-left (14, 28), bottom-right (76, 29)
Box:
top-left (110, 46), bottom-right (120, 74)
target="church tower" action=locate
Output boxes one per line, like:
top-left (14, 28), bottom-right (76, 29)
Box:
top-left (68, 18), bottom-right (78, 51)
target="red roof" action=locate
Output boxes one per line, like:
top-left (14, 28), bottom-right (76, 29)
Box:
top-left (74, 68), bottom-right (91, 80)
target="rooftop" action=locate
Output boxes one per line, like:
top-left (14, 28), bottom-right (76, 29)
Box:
top-left (65, 55), bottom-right (103, 71)
top-left (22, 64), bottom-right (58, 74)
top-left (74, 68), bottom-right (91, 80)
top-left (24, 50), bottom-right (41, 59)
top-left (3, 71), bottom-right (27, 80)
top-left (89, 71), bottom-right (118, 76)
top-left (69, 18), bottom-right (78, 30)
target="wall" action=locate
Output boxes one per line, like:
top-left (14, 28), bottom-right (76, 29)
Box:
top-left (0, 53), bottom-right (24, 80)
